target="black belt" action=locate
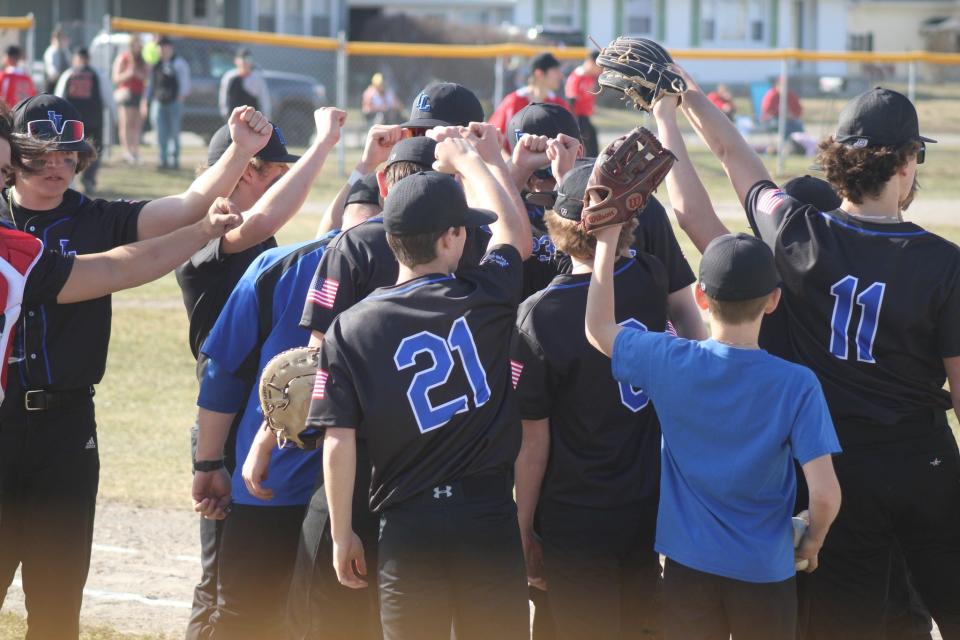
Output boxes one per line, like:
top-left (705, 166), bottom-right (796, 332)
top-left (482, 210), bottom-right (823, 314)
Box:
top-left (405, 472), bottom-right (513, 506)
top-left (24, 387), bottom-right (95, 412)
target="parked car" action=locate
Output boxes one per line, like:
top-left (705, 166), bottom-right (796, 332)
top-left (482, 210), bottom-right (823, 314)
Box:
top-left (89, 32), bottom-right (327, 144)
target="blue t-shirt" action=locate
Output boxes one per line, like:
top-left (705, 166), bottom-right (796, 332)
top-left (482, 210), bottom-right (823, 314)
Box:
top-left (612, 331), bottom-right (841, 583)
top-left (199, 234), bottom-right (337, 506)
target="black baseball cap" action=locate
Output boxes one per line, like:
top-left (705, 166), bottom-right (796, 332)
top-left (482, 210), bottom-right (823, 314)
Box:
top-left (385, 136), bottom-right (437, 170)
top-left (531, 52), bottom-right (561, 73)
top-left (13, 95), bottom-right (93, 153)
top-left (345, 173), bottom-right (381, 207)
top-left (835, 87), bottom-right (936, 148)
top-left (401, 83), bottom-right (484, 129)
top-left (698, 233), bottom-right (779, 302)
top-left (207, 123), bottom-right (300, 167)
top-left (508, 102), bottom-right (581, 151)
top-left (782, 175), bottom-right (841, 211)
top-left (553, 161), bottom-right (595, 220)
top-left (383, 171), bottom-right (497, 235)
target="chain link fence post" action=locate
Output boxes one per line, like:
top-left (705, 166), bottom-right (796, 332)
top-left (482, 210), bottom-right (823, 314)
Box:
top-left (494, 55), bottom-right (505, 107)
top-left (24, 12), bottom-right (34, 74)
top-left (908, 58), bottom-right (917, 104)
top-left (336, 30), bottom-right (348, 177)
top-left (776, 56), bottom-right (789, 177)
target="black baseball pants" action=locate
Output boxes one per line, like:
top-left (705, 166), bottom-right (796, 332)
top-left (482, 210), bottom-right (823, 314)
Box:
top-left (539, 500), bottom-right (662, 640)
top-left (0, 399), bottom-right (99, 640)
top-left (286, 441), bottom-right (382, 640)
top-left (377, 476), bottom-right (529, 640)
top-left (186, 418), bottom-right (238, 640)
top-left (207, 503), bottom-right (305, 640)
top-left (800, 424), bottom-right (960, 640)
top-left (663, 558), bottom-right (797, 640)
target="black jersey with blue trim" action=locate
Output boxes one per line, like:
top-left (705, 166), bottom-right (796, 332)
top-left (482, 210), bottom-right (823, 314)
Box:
top-left (745, 180), bottom-right (960, 428)
top-left (512, 254), bottom-right (669, 508)
top-left (306, 244), bottom-right (524, 513)
top-left (0, 188), bottom-right (143, 404)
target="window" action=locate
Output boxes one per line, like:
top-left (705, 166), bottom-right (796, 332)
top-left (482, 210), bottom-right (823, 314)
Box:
top-left (849, 32), bottom-right (874, 52)
top-left (701, 0), bottom-right (768, 45)
top-left (544, 0), bottom-right (577, 27)
top-left (625, 0), bottom-right (655, 36)
top-left (284, 0), bottom-right (304, 34)
top-left (257, 0), bottom-right (277, 32)
top-left (310, 0), bottom-right (331, 35)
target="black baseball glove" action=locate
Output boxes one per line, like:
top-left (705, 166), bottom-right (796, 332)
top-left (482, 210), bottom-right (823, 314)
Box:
top-left (596, 36), bottom-right (687, 112)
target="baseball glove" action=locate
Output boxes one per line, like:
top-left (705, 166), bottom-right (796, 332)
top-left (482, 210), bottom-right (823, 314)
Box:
top-left (596, 36), bottom-right (687, 112)
top-left (581, 127), bottom-right (676, 233)
top-left (259, 346), bottom-right (323, 450)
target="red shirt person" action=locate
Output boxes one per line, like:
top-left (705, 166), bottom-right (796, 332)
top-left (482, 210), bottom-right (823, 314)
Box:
top-left (0, 45), bottom-right (36, 109)
top-left (564, 50), bottom-right (601, 156)
top-left (490, 52), bottom-right (571, 149)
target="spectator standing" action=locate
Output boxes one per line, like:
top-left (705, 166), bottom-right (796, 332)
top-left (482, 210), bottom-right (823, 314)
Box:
top-left (361, 72), bottom-right (401, 125)
top-left (219, 48), bottom-right (271, 121)
top-left (55, 47), bottom-right (114, 194)
top-left (761, 77), bottom-right (804, 136)
top-left (112, 34), bottom-right (149, 164)
top-left (708, 84), bottom-right (736, 120)
top-left (43, 27), bottom-right (71, 93)
top-left (145, 36), bottom-right (191, 170)
top-left (489, 52), bottom-right (571, 146)
top-left (0, 45), bottom-right (36, 109)
top-left (564, 50), bottom-right (601, 156)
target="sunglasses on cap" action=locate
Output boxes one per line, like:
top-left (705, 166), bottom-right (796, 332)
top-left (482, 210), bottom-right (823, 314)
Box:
top-left (26, 119), bottom-right (85, 143)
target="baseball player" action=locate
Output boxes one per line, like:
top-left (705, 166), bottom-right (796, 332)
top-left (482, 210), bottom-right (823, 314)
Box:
top-left (312, 131), bottom-right (532, 639)
top-left (671, 67), bottom-right (960, 639)
top-left (489, 52), bottom-right (572, 143)
top-left (182, 107), bottom-right (346, 639)
top-left (564, 50), bottom-right (601, 156)
top-left (512, 162), bottom-right (670, 639)
top-left (585, 219), bottom-right (841, 640)
top-left (0, 94), bottom-right (269, 639)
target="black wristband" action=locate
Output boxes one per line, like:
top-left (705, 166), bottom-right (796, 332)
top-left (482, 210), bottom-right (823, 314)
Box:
top-left (193, 459), bottom-right (225, 472)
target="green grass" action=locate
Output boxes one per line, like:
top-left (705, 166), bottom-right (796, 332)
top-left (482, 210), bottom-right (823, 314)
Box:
top-left (0, 613), bottom-right (171, 640)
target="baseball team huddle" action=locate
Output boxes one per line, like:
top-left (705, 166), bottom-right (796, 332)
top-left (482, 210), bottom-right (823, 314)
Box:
top-left (0, 36), bottom-right (957, 640)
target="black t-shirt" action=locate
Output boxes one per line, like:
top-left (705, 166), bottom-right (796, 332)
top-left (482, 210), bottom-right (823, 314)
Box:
top-left (0, 189), bottom-right (143, 402)
top-left (300, 217), bottom-right (500, 334)
top-left (745, 180), bottom-right (960, 428)
top-left (307, 244), bottom-right (524, 512)
top-left (512, 255), bottom-right (668, 509)
top-left (176, 236), bottom-right (278, 360)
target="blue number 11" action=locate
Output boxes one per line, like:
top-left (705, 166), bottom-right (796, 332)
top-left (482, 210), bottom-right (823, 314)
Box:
top-left (829, 275), bottom-right (886, 363)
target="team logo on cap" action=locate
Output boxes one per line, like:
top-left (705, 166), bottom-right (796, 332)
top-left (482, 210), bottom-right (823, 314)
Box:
top-left (414, 93), bottom-right (431, 113)
top-left (273, 125), bottom-right (286, 146)
top-left (514, 129), bottom-right (526, 142)
top-left (47, 111), bottom-right (62, 128)
top-left (852, 138), bottom-right (869, 148)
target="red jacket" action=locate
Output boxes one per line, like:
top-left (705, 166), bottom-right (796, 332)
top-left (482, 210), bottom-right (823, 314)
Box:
top-left (761, 88), bottom-right (802, 121)
top-left (0, 227), bottom-right (43, 403)
top-left (565, 66), bottom-right (597, 117)
top-left (489, 87), bottom-right (572, 145)
top-left (0, 68), bottom-right (36, 109)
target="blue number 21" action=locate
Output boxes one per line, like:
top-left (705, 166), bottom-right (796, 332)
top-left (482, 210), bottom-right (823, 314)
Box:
top-left (394, 316), bottom-right (491, 433)
top-left (829, 275), bottom-right (886, 364)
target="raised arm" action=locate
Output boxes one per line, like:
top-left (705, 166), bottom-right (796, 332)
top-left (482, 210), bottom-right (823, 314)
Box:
top-left (57, 199), bottom-right (241, 304)
top-left (677, 67), bottom-right (772, 206)
top-left (465, 122), bottom-right (529, 254)
top-left (585, 225), bottom-right (626, 357)
top-left (653, 97), bottom-right (729, 254)
top-left (221, 108), bottom-right (346, 254)
top-left (135, 106), bottom-right (272, 240)
top-left (434, 134), bottom-right (532, 260)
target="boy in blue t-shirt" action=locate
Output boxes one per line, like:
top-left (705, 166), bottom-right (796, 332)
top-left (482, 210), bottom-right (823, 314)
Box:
top-left (585, 226), bottom-right (842, 640)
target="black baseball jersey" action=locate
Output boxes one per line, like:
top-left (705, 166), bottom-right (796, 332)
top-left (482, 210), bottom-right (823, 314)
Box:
top-left (552, 196), bottom-right (695, 295)
top-left (512, 255), bottom-right (669, 508)
top-left (0, 189), bottom-right (143, 405)
top-left (175, 236), bottom-right (278, 360)
top-left (307, 244), bottom-right (524, 512)
top-left (746, 180), bottom-right (960, 427)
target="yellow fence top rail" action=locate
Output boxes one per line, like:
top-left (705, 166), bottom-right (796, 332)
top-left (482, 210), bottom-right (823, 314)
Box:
top-left (111, 17), bottom-right (339, 50)
top-left (0, 16), bottom-right (33, 30)
top-left (107, 19), bottom-right (960, 65)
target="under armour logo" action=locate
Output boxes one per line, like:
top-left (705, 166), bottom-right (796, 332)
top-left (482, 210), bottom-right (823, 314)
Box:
top-left (47, 110), bottom-right (63, 128)
top-left (433, 485), bottom-right (453, 499)
top-left (414, 93), bottom-right (431, 112)
top-left (930, 458), bottom-right (942, 467)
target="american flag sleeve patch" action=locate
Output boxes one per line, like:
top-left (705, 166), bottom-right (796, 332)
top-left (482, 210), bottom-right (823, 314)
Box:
top-left (307, 276), bottom-right (339, 309)
top-left (757, 189), bottom-right (788, 216)
top-left (510, 360), bottom-right (524, 390)
top-left (312, 369), bottom-right (329, 400)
